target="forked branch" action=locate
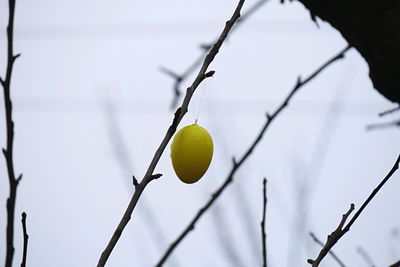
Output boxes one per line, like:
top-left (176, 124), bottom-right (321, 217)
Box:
top-left (155, 45), bottom-right (351, 266)
top-left (97, 1), bottom-right (245, 266)
top-left (309, 232), bottom-right (346, 267)
top-left (389, 260), bottom-right (400, 267)
top-left (1, 1), bottom-right (23, 267)
top-left (308, 155), bottom-right (400, 266)
top-left (162, 0), bottom-right (270, 109)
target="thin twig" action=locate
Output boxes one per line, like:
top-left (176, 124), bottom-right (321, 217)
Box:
top-left (308, 155), bottom-right (400, 266)
top-left (155, 45), bottom-right (351, 266)
top-left (1, 1), bottom-right (23, 267)
top-left (97, 1), bottom-right (246, 266)
top-left (162, 0), bottom-right (270, 109)
top-left (261, 178), bottom-right (268, 267)
top-left (366, 119), bottom-right (400, 131)
top-left (379, 105), bottom-right (400, 117)
top-left (20, 212), bottom-right (29, 267)
top-left (309, 232), bottom-right (346, 267)
top-left (356, 246), bottom-right (376, 267)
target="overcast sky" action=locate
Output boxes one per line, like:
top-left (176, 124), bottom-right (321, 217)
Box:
top-left (0, 0), bottom-right (399, 266)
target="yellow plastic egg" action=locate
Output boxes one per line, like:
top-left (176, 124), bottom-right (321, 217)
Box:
top-left (170, 124), bottom-right (213, 184)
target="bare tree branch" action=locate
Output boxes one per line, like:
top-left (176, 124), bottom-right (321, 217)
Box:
top-left (309, 232), bottom-right (346, 267)
top-left (366, 119), bottom-right (400, 131)
top-left (379, 105), bottom-right (400, 117)
top-left (155, 45), bottom-right (351, 266)
top-left (97, 1), bottom-right (246, 266)
top-left (389, 260), bottom-right (400, 267)
top-left (99, 96), bottom-right (181, 266)
top-left (261, 178), bottom-right (268, 267)
top-left (308, 154), bottom-right (400, 266)
top-left (1, 1), bottom-right (23, 267)
top-left (20, 212), bottom-right (29, 267)
top-left (307, 204), bottom-right (355, 266)
top-left (356, 246), bottom-right (375, 267)
top-left (162, 0), bottom-right (270, 109)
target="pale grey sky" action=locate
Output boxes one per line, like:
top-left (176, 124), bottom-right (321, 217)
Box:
top-left (0, 0), bottom-right (399, 266)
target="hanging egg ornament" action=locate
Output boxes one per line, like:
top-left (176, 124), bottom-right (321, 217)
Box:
top-left (170, 124), bottom-right (213, 184)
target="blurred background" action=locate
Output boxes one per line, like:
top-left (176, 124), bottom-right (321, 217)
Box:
top-left (0, 0), bottom-right (399, 266)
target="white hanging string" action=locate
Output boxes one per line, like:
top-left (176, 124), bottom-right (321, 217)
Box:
top-left (195, 81), bottom-right (207, 124)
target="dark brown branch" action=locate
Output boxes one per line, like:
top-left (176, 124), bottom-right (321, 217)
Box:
top-left (307, 205), bottom-right (354, 267)
top-left (162, 0), bottom-right (270, 109)
top-left (261, 178), bottom-right (268, 267)
top-left (2, 1), bottom-right (23, 267)
top-left (356, 246), bottom-right (375, 267)
top-left (308, 155), bottom-right (400, 266)
top-left (132, 175), bottom-right (139, 187)
top-left (389, 260), bottom-right (400, 267)
top-left (97, 1), bottom-right (245, 266)
top-left (149, 173), bottom-right (163, 181)
top-left (296, 0), bottom-right (400, 104)
top-left (155, 45), bottom-right (350, 266)
top-left (99, 96), bottom-right (182, 267)
top-left (309, 232), bottom-right (346, 267)
top-left (20, 212), bottom-right (29, 267)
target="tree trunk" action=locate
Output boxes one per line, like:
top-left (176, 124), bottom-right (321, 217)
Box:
top-left (297, 0), bottom-right (400, 104)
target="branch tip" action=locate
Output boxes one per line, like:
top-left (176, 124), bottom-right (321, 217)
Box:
top-left (21, 211), bottom-right (29, 267)
top-left (378, 105), bottom-right (400, 117)
top-left (261, 176), bottom-right (268, 267)
top-left (16, 174), bottom-right (22, 183)
top-left (132, 175), bottom-right (139, 187)
top-left (205, 70), bottom-right (215, 78)
top-left (199, 43), bottom-right (212, 51)
top-left (309, 154), bottom-right (400, 266)
top-left (151, 173), bottom-right (163, 180)
top-left (296, 76), bottom-right (302, 86)
top-left (232, 156), bottom-right (237, 166)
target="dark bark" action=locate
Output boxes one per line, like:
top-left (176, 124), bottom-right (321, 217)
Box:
top-left (297, 0), bottom-right (400, 104)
